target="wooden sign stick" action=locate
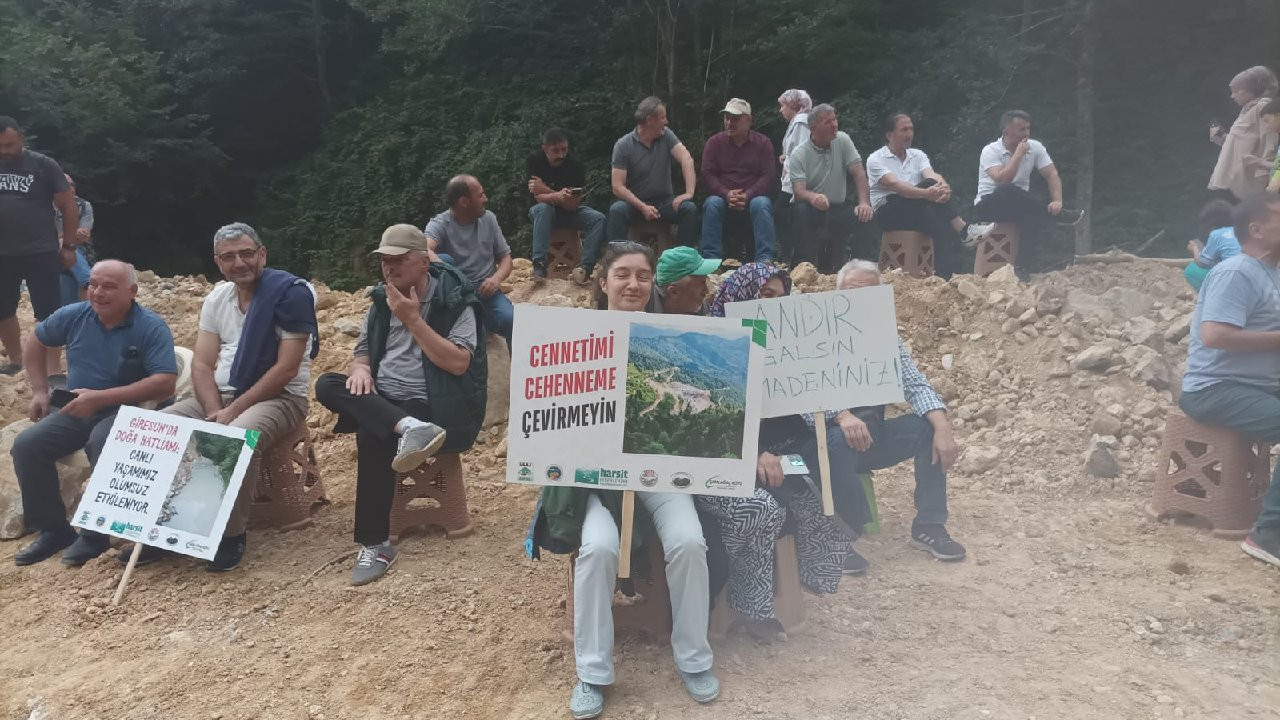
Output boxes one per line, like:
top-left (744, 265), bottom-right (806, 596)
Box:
top-left (112, 542), bottom-right (144, 606)
top-left (815, 414), bottom-right (836, 516)
top-left (618, 490), bottom-right (635, 578)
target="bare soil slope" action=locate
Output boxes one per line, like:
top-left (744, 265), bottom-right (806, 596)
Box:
top-left (0, 257), bottom-right (1276, 720)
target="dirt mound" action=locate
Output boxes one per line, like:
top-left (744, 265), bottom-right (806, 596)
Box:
top-left (0, 256), bottom-right (1276, 720)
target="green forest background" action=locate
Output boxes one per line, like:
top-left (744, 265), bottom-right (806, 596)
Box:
top-left (2, 0), bottom-right (1276, 289)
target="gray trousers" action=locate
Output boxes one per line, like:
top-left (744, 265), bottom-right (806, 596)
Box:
top-left (574, 491), bottom-right (713, 685)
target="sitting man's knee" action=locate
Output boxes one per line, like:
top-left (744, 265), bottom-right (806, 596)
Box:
top-left (530, 202), bottom-right (554, 220)
top-left (314, 372), bottom-right (348, 398)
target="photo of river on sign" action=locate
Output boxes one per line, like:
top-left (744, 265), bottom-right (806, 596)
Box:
top-left (623, 322), bottom-right (750, 459)
top-left (156, 430), bottom-right (244, 537)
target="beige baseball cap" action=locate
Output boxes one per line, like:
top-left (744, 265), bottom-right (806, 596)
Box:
top-left (721, 98), bottom-right (751, 115)
top-left (371, 224), bottom-right (428, 256)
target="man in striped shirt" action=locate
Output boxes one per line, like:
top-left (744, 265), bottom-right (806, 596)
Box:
top-left (815, 259), bottom-right (963, 573)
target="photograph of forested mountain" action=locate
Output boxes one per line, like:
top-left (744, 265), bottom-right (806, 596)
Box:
top-left (623, 323), bottom-right (749, 459)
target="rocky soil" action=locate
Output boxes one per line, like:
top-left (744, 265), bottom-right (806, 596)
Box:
top-left (0, 256), bottom-right (1276, 720)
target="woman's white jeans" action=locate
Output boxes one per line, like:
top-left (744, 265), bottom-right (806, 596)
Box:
top-left (573, 491), bottom-right (713, 684)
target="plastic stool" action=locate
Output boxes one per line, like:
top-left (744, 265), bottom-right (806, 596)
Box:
top-left (878, 231), bottom-right (934, 277)
top-left (1146, 410), bottom-right (1270, 539)
top-left (709, 533), bottom-right (807, 638)
top-left (548, 228), bottom-right (581, 278)
top-left (627, 221), bottom-right (675, 251)
top-left (973, 223), bottom-right (1019, 276)
top-left (388, 453), bottom-right (474, 541)
top-left (248, 426), bottom-right (327, 531)
top-left (564, 540), bottom-right (671, 642)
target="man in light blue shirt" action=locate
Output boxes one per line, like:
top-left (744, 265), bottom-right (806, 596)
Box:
top-left (1178, 193), bottom-right (1280, 569)
top-left (11, 260), bottom-right (177, 567)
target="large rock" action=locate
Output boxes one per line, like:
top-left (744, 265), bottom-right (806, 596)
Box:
top-left (1084, 435), bottom-right (1122, 478)
top-left (482, 334), bottom-right (511, 429)
top-left (1123, 316), bottom-right (1164, 351)
top-left (1164, 313), bottom-right (1192, 343)
top-left (1064, 289), bottom-right (1116, 325)
top-left (958, 445), bottom-right (1001, 475)
top-left (1070, 344), bottom-right (1116, 372)
top-left (1099, 286), bottom-right (1154, 319)
top-left (1034, 285), bottom-right (1068, 316)
top-left (0, 420), bottom-right (92, 539)
top-left (1122, 345), bottom-right (1174, 390)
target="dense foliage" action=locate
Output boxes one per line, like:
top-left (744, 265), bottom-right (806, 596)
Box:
top-left (624, 363), bottom-right (746, 459)
top-left (193, 430), bottom-right (246, 486)
top-left (1, 0), bottom-right (1275, 287)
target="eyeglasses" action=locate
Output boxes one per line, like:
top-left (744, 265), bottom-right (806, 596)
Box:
top-left (215, 248), bottom-right (261, 264)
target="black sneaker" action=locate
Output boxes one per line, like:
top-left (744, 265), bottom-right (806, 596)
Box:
top-left (910, 524), bottom-right (966, 561)
top-left (1055, 208), bottom-right (1085, 226)
top-left (1241, 528), bottom-right (1280, 569)
top-left (206, 533), bottom-right (246, 572)
top-left (118, 543), bottom-right (169, 566)
top-left (14, 526), bottom-right (78, 566)
top-left (532, 258), bottom-right (548, 282)
top-left (842, 547), bottom-right (869, 576)
top-left (61, 530), bottom-right (111, 567)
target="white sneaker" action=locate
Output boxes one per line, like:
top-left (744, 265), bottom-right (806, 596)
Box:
top-left (391, 423), bottom-right (446, 473)
top-left (963, 222), bottom-right (995, 247)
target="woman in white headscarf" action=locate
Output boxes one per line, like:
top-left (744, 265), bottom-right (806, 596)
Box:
top-left (1209, 65), bottom-right (1279, 201)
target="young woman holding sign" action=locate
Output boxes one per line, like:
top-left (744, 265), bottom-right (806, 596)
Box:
top-left (703, 263), bottom-right (872, 628)
top-left (538, 242), bottom-right (718, 720)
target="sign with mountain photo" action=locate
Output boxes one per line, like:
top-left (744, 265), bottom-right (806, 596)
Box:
top-left (507, 306), bottom-right (764, 497)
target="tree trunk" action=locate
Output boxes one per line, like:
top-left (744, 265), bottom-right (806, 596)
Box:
top-left (1073, 0), bottom-right (1096, 255)
top-left (310, 0), bottom-right (333, 115)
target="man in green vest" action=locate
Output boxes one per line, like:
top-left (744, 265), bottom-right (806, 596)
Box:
top-left (315, 224), bottom-right (488, 586)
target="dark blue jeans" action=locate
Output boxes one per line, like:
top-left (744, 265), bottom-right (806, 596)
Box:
top-left (699, 195), bottom-right (775, 262)
top-left (837, 413), bottom-right (948, 527)
top-left (11, 408), bottom-right (117, 531)
top-left (1179, 381), bottom-right (1280, 531)
top-left (606, 197), bottom-right (699, 247)
top-left (529, 203), bottom-right (607, 271)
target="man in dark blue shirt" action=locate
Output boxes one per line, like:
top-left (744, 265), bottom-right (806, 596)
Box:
top-left (11, 259), bottom-right (177, 566)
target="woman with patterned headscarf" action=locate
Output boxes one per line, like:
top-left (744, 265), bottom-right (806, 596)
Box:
top-left (698, 262), bottom-right (869, 633)
top-left (1209, 65), bottom-right (1279, 201)
top-left (708, 262), bottom-right (791, 318)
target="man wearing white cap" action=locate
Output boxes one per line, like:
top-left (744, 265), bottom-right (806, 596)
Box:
top-left (699, 98), bottom-right (777, 263)
top-left (314, 224), bottom-right (487, 586)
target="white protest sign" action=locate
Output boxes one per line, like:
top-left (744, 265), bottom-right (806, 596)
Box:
top-left (506, 305), bottom-right (764, 498)
top-left (71, 406), bottom-right (258, 561)
top-left (725, 286), bottom-right (904, 418)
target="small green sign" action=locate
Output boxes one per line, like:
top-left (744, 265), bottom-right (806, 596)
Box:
top-left (243, 429), bottom-right (261, 449)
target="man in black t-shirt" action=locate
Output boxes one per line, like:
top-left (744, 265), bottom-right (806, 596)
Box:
top-left (0, 116), bottom-right (79, 374)
top-left (527, 128), bottom-right (606, 284)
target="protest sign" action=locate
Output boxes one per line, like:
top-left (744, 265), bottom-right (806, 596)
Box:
top-left (72, 406), bottom-right (258, 563)
top-left (725, 287), bottom-right (905, 514)
top-left (724, 286), bottom-right (904, 417)
top-left (507, 305), bottom-right (764, 498)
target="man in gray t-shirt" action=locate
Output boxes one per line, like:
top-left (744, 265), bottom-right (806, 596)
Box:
top-left (423, 174), bottom-right (513, 345)
top-left (785, 103), bottom-right (873, 274)
top-left (607, 96), bottom-right (699, 248)
top-left (0, 116), bottom-right (80, 373)
top-left (314, 223), bottom-right (485, 586)
top-left (1177, 194), bottom-right (1280, 569)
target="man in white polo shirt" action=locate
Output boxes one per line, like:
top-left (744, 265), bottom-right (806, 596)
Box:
top-left (971, 110), bottom-right (1082, 279)
top-left (867, 113), bottom-right (991, 279)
